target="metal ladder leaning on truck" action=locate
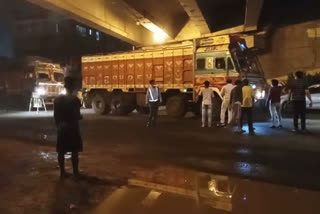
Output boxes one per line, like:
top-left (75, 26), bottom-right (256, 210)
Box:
top-left (81, 34), bottom-right (266, 118)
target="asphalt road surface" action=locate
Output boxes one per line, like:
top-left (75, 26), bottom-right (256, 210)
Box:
top-left (1, 109), bottom-right (320, 214)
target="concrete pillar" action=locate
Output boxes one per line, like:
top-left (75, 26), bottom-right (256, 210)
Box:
top-left (244, 0), bottom-right (264, 32)
top-left (258, 20), bottom-right (320, 79)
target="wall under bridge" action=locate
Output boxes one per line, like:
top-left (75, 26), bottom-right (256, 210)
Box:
top-left (258, 19), bottom-right (320, 80)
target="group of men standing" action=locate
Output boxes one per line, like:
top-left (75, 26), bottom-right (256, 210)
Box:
top-left (200, 79), bottom-right (256, 134)
top-left (199, 71), bottom-right (313, 134)
top-left (145, 71), bottom-right (313, 134)
top-left (265, 71), bottom-right (312, 133)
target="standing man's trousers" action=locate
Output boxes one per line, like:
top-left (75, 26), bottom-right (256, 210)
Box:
top-left (293, 100), bottom-right (306, 130)
top-left (231, 103), bottom-right (242, 131)
top-left (220, 99), bottom-right (232, 125)
top-left (202, 104), bottom-right (212, 127)
top-left (147, 101), bottom-right (159, 127)
top-left (269, 102), bottom-right (282, 127)
top-left (240, 107), bottom-right (253, 131)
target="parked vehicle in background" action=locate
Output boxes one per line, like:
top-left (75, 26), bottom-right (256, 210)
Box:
top-left (0, 58), bottom-right (65, 108)
top-left (81, 34), bottom-right (266, 118)
top-left (281, 84), bottom-right (320, 113)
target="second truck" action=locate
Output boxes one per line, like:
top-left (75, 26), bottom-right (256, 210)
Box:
top-left (81, 34), bottom-right (266, 118)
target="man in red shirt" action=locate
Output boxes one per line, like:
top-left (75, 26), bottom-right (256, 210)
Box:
top-left (266, 79), bottom-right (283, 128)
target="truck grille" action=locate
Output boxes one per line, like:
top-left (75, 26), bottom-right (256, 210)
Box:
top-left (42, 84), bottom-right (63, 96)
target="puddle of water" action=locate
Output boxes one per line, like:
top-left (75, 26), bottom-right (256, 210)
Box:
top-left (38, 151), bottom-right (72, 161)
top-left (96, 166), bottom-right (320, 214)
top-left (39, 151), bottom-right (57, 162)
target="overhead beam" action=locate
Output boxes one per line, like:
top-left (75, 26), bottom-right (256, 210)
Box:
top-left (178, 0), bottom-right (210, 35)
top-left (244, 0), bottom-right (264, 32)
top-left (27, 0), bottom-right (154, 45)
top-left (123, 0), bottom-right (189, 38)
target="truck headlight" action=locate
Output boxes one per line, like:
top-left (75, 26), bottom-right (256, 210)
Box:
top-left (255, 90), bottom-right (265, 99)
top-left (60, 88), bottom-right (66, 95)
top-left (250, 84), bottom-right (257, 89)
top-left (35, 87), bottom-right (46, 96)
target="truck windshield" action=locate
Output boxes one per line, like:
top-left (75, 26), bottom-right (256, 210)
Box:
top-left (195, 51), bottom-right (231, 74)
top-left (231, 50), bottom-right (261, 74)
top-left (54, 72), bottom-right (64, 82)
top-left (38, 73), bottom-right (50, 81)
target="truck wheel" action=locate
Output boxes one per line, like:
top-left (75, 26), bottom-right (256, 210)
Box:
top-left (92, 94), bottom-right (110, 115)
top-left (110, 94), bottom-right (135, 115)
top-left (123, 94), bottom-right (136, 114)
top-left (83, 95), bottom-right (92, 108)
top-left (136, 106), bottom-right (149, 114)
top-left (166, 95), bottom-right (187, 118)
top-left (83, 100), bottom-right (92, 109)
top-left (191, 99), bottom-right (201, 116)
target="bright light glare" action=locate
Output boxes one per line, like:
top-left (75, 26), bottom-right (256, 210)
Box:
top-left (142, 22), bottom-right (168, 43)
top-left (255, 90), bottom-right (265, 99)
top-left (153, 32), bottom-right (167, 43)
top-left (60, 88), bottom-right (66, 95)
top-left (255, 91), bottom-right (262, 99)
top-left (35, 87), bottom-right (46, 95)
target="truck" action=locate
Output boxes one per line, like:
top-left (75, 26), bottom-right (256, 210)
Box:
top-left (81, 34), bottom-right (266, 118)
top-left (0, 58), bottom-right (65, 108)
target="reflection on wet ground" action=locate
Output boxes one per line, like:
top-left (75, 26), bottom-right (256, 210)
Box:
top-left (95, 166), bottom-right (320, 214)
top-left (39, 151), bottom-right (57, 162)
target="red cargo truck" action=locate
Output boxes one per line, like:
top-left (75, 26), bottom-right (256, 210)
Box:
top-left (81, 34), bottom-right (266, 118)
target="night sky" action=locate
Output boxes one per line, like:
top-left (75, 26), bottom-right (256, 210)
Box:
top-left (197, 0), bottom-right (320, 31)
top-left (259, 0), bottom-right (320, 27)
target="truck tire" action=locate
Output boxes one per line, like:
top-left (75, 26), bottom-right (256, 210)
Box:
top-left (83, 100), bottom-right (92, 109)
top-left (110, 94), bottom-right (135, 115)
top-left (191, 99), bottom-right (202, 116)
top-left (136, 106), bottom-right (149, 114)
top-left (166, 95), bottom-right (187, 118)
top-left (83, 95), bottom-right (92, 108)
top-left (92, 94), bottom-right (110, 115)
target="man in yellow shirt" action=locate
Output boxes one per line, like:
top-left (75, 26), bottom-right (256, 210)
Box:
top-left (241, 79), bottom-right (255, 134)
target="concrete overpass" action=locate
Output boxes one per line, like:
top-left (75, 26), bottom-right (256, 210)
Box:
top-left (27, 0), bottom-right (264, 45)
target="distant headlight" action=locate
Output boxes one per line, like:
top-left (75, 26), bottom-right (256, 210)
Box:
top-left (255, 90), bottom-right (265, 99)
top-left (35, 87), bottom-right (46, 96)
top-left (60, 88), bottom-right (66, 95)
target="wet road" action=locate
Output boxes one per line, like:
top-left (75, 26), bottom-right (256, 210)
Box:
top-left (1, 109), bottom-right (320, 187)
top-left (94, 166), bottom-right (320, 214)
top-left (1, 109), bottom-right (320, 213)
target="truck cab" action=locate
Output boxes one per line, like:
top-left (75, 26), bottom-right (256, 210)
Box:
top-left (30, 61), bottom-right (66, 104)
top-left (195, 35), bottom-right (266, 102)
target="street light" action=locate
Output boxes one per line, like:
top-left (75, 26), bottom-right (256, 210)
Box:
top-left (139, 21), bottom-right (168, 43)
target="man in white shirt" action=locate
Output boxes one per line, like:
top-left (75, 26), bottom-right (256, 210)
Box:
top-left (146, 80), bottom-right (162, 127)
top-left (220, 79), bottom-right (235, 126)
top-left (199, 81), bottom-right (215, 128)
